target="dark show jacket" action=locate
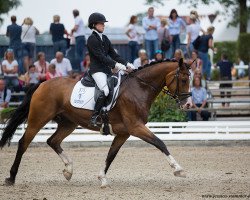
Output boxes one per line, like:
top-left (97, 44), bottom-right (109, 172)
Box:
top-left (87, 31), bottom-right (127, 75)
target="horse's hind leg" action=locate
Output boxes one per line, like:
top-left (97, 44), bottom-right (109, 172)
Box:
top-left (130, 124), bottom-right (186, 178)
top-left (47, 117), bottom-right (77, 181)
top-left (98, 134), bottom-right (129, 188)
top-left (5, 122), bottom-right (50, 185)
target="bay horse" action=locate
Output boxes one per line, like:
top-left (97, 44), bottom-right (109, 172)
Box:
top-left (0, 59), bottom-right (190, 188)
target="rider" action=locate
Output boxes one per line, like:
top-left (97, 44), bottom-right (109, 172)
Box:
top-left (87, 12), bottom-right (135, 126)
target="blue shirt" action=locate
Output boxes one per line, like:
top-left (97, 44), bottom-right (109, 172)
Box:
top-left (168, 17), bottom-right (186, 35)
top-left (6, 23), bottom-right (22, 47)
top-left (142, 16), bottom-right (160, 40)
top-left (191, 87), bottom-right (207, 104)
top-left (49, 23), bottom-right (65, 42)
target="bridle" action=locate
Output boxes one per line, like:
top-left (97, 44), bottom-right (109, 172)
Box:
top-left (162, 66), bottom-right (191, 104)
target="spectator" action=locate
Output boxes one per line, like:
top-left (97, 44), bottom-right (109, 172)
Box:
top-left (80, 52), bottom-right (90, 75)
top-left (50, 15), bottom-right (68, 55)
top-left (71, 9), bottom-right (86, 71)
top-left (133, 49), bottom-right (148, 69)
top-left (214, 53), bottom-right (233, 107)
top-left (141, 58), bottom-right (150, 66)
top-left (173, 49), bottom-right (184, 62)
top-left (157, 18), bottom-right (171, 59)
top-left (192, 69), bottom-right (206, 88)
top-left (24, 64), bottom-right (39, 86)
top-left (45, 63), bottom-right (62, 80)
top-left (21, 17), bottom-right (39, 73)
top-left (189, 50), bottom-right (202, 77)
top-left (6, 16), bottom-right (23, 73)
top-left (186, 14), bottom-right (202, 58)
top-left (0, 79), bottom-right (11, 110)
top-left (197, 26), bottom-right (215, 80)
top-left (190, 76), bottom-right (210, 121)
top-left (34, 52), bottom-right (49, 82)
top-left (2, 49), bottom-right (19, 91)
top-left (237, 57), bottom-right (246, 78)
top-left (126, 15), bottom-right (140, 63)
top-left (50, 51), bottom-right (72, 77)
top-left (168, 9), bottom-right (186, 57)
top-left (151, 49), bottom-right (164, 62)
top-left (142, 7), bottom-right (160, 60)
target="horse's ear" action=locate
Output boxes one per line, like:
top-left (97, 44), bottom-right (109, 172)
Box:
top-left (179, 58), bottom-right (183, 68)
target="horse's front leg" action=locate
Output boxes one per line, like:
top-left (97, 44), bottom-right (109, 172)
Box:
top-left (130, 123), bottom-right (186, 178)
top-left (98, 134), bottom-right (129, 188)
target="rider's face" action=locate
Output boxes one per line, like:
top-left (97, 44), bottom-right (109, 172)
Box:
top-left (95, 23), bottom-right (105, 33)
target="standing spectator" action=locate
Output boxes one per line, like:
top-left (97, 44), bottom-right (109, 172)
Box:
top-left (133, 49), bottom-right (148, 69)
top-left (126, 15), bottom-right (140, 63)
top-left (50, 15), bottom-right (68, 55)
top-left (168, 9), bottom-right (186, 58)
top-left (2, 49), bottom-right (19, 91)
top-left (6, 16), bottom-right (23, 73)
top-left (190, 77), bottom-right (210, 121)
top-left (0, 79), bottom-right (11, 110)
top-left (158, 18), bottom-right (171, 59)
top-left (21, 17), bottom-right (39, 73)
top-left (24, 64), bottom-right (40, 86)
top-left (34, 52), bottom-right (49, 82)
top-left (186, 14), bottom-right (202, 58)
top-left (197, 26), bottom-right (215, 80)
top-left (71, 9), bottom-right (86, 71)
top-left (50, 52), bottom-right (72, 77)
top-left (214, 54), bottom-right (233, 107)
top-left (45, 63), bottom-right (62, 80)
top-left (142, 7), bottom-right (160, 60)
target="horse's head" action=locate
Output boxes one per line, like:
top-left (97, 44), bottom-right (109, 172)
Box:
top-left (164, 58), bottom-right (191, 106)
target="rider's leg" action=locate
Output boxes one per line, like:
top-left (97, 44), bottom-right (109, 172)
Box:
top-left (91, 72), bottom-right (109, 126)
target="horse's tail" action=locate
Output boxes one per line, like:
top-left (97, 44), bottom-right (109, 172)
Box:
top-left (0, 83), bottom-right (41, 148)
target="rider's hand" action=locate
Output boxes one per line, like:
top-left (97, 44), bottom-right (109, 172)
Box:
top-left (115, 62), bottom-right (127, 71)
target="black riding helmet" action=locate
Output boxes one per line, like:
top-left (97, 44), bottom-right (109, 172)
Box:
top-left (88, 12), bottom-right (108, 29)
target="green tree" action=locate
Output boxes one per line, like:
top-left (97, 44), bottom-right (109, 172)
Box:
top-left (0, 0), bottom-right (21, 23)
top-left (145, 0), bottom-right (250, 33)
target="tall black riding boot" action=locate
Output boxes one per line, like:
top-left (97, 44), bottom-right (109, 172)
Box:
top-left (90, 91), bottom-right (107, 127)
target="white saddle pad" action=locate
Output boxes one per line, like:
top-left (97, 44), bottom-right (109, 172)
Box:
top-left (70, 73), bottom-right (121, 111)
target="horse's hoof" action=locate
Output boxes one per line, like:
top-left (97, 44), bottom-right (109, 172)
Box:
top-left (63, 169), bottom-right (72, 181)
top-left (174, 169), bottom-right (186, 178)
top-left (5, 177), bottom-right (14, 186)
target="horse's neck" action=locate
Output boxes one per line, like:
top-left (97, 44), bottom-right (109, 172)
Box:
top-left (135, 62), bottom-right (178, 106)
top-left (137, 62), bottom-right (178, 91)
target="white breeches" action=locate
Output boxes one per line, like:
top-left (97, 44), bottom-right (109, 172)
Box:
top-left (92, 72), bottom-right (109, 96)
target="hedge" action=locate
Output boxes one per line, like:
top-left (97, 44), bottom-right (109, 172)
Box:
top-left (213, 41), bottom-right (238, 63)
top-left (148, 93), bottom-right (187, 122)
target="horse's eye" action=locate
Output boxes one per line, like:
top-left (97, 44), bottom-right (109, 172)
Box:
top-left (182, 79), bottom-right (187, 84)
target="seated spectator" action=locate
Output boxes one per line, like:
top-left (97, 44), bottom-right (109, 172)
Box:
top-left (24, 64), bottom-right (40, 86)
top-left (141, 58), bottom-right (149, 66)
top-left (189, 50), bottom-right (202, 74)
top-left (237, 57), bottom-right (246, 78)
top-left (0, 79), bottom-right (11, 110)
top-left (133, 49), bottom-right (148, 69)
top-left (214, 53), bottom-right (233, 107)
top-left (151, 50), bottom-right (164, 62)
top-left (1, 49), bottom-right (19, 91)
top-left (172, 49), bottom-right (184, 62)
top-left (80, 52), bottom-right (90, 75)
top-left (45, 63), bottom-right (62, 80)
top-left (190, 77), bottom-right (210, 121)
top-left (50, 52), bottom-right (72, 77)
top-left (34, 52), bottom-right (49, 82)
top-left (191, 69), bottom-right (206, 88)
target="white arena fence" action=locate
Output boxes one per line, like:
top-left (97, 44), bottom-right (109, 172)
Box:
top-left (0, 121), bottom-right (250, 143)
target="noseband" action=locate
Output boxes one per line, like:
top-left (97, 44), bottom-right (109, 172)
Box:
top-left (162, 63), bottom-right (192, 104)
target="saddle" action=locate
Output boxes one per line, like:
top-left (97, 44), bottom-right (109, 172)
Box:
top-left (81, 72), bottom-right (118, 135)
